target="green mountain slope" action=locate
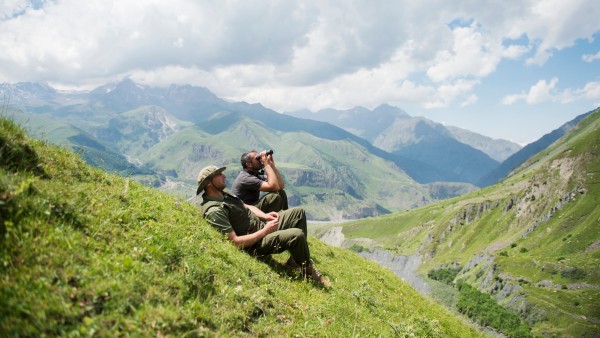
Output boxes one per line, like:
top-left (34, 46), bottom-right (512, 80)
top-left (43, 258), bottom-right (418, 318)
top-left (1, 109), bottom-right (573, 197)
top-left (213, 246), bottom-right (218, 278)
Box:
top-left (0, 116), bottom-right (484, 336)
top-left (9, 98), bottom-right (477, 221)
top-left (322, 108), bottom-right (600, 337)
top-left (94, 105), bottom-right (194, 159)
top-left (10, 110), bottom-right (157, 179)
top-left (477, 111), bottom-right (593, 187)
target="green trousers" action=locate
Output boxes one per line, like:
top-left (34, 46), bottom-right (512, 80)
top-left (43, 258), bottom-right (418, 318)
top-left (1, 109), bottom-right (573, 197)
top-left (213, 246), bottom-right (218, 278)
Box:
top-left (254, 190), bottom-right (288, 213)
top-left (247, 207), bottom-right (310, 266)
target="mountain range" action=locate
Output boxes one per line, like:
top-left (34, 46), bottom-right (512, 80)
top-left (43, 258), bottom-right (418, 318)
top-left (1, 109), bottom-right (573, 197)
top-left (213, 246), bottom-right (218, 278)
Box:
top-left (287, 105), bottom-right (520, 183)
top-left (0, 79), bottom-right (584, 220)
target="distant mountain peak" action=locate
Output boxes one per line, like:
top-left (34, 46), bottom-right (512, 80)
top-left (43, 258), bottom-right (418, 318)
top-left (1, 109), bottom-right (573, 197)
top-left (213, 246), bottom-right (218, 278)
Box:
top-left (372, 103), bottom-right (409, 117)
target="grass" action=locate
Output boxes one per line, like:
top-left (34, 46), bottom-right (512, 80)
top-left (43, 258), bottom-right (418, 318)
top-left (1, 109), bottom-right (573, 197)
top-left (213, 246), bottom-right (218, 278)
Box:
top-left (524, 286), bottom-right (600, 337)
top-left (0, 115), bottom-right (485, 336)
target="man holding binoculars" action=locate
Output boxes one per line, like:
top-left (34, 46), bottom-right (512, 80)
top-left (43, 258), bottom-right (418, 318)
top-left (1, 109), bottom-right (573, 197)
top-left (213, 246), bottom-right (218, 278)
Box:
top-left (232, 149), bottom-right (289, 213)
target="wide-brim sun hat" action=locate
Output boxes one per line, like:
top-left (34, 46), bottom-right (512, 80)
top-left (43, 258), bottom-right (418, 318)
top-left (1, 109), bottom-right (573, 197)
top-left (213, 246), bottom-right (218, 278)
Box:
top-left (196, 165), bottom-right (226, 195)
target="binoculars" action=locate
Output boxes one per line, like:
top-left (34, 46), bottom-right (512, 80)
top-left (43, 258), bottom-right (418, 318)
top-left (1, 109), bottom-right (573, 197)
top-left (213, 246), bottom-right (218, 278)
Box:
top-left (256, 149), bottom-right (274, 160)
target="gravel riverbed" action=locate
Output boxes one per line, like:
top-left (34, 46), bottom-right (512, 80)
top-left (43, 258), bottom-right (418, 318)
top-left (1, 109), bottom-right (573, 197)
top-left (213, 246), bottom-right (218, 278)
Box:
top-left (315, 225), bottom-right (430, 295)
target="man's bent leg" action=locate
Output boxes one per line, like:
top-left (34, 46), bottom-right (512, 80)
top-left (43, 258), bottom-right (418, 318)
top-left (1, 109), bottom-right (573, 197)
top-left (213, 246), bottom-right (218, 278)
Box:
top-left (276, 207), bottom-right (307, 236)
top-left (255, 193), bottom-right (282, 213)
top-left (278, 190), bottom-right (289, 210)
top-left (253, 228), bottom-right (310, 266)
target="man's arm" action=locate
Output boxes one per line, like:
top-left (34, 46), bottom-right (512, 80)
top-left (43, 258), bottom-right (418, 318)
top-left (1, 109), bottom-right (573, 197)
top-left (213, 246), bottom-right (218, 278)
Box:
top-left (259, 161), bottom-right (280, 192)
top-left (205, 206), bottom-right (278, 249)
top-left (270, 154), bottom-right (285, 190)
top-left (257, 152), bottom-right (285, 192)
top-left (226, 220), bottom-right (278, 248)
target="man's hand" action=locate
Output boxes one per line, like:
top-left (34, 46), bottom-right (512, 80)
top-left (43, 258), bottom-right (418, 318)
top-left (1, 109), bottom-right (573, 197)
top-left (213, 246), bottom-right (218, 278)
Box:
top-left (262, 152), bottom-right (275, 167)
top-left (246, 204), bottom-right (279, 221)
top-left (263, 219), bottom-right (279, 234)
top-left (257, 150), bottom-right (284, 192)
top-left (263, 212), bottom-right (279, 221)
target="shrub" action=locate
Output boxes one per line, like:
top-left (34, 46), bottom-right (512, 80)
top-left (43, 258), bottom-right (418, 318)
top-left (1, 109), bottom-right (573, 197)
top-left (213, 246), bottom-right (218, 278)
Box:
top-left (560, 267), bottom-right (586, 280)
top-left (428, 267), bottom-right (461, 285)
top-left (349, 244), bottom-right (367, 253)
top-left (456, 283), bottom-right (532, 337)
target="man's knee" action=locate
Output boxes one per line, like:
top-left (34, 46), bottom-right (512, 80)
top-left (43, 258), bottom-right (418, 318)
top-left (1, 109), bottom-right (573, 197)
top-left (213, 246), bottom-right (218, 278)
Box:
top-left (286, 228), bottom-right (306, 242)
top-left (270, 193), bottom-right (282, 204)
top-left (286, 207), bottom-right (306, 220)
top-left (256, 193), bottom-right (283, 212)
top-left (263, 193), bottom-right (281, 207)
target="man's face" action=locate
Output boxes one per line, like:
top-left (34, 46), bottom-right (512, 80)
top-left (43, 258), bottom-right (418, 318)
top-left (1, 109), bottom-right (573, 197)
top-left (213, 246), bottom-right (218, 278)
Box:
top-left (248, 152), bottom-right (263, 170)
top-left (210, 173), bottom-right (226, 191)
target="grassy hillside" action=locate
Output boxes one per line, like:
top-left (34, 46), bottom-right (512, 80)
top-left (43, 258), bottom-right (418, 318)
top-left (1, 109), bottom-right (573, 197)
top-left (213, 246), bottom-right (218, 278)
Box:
top-left (0, 116), bottom-right (484, 336)
top-left (9, 110), bottom-right (160, 180)
top-left (321, 108), bottom-right (600, 337)
top-left (478, 111), bottom-right (593, 187)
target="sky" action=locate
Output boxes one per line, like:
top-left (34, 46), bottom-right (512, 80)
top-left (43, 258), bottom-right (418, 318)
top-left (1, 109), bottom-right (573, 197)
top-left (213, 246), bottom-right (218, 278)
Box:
top-left (1, 1), bottom-right (599, 145)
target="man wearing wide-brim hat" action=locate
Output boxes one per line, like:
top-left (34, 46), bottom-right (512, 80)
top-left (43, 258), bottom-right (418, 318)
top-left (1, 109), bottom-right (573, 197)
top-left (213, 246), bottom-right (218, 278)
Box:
top-left (192, 165), bottom-right (330, 289)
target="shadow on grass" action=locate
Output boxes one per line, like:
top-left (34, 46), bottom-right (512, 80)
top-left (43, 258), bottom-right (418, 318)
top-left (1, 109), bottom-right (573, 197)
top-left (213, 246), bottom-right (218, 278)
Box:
top-left (256, 254), bottom-right (333, 291)
top-left (256, 254), bottom-right (298, 278)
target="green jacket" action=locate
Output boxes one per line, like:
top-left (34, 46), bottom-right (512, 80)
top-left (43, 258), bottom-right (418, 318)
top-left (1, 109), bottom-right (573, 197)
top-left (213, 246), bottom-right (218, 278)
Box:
top-left (200, 192), bottom-right (262, 236)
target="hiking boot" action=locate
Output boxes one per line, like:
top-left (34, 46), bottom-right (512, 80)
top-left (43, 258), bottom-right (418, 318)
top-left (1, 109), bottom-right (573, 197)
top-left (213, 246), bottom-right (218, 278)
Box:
top-left (305, 263), bottom-right (331, 289)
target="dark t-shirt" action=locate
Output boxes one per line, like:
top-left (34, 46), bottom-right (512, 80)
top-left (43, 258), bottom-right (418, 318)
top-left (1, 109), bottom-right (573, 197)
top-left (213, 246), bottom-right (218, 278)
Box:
top-left (231, 169), bottom-right (266, 204)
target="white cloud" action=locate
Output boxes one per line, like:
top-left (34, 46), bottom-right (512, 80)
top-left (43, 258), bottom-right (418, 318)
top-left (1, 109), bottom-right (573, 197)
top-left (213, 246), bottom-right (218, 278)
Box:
top-left (527, 77), bottom-right (558, 104)
top-left (503, 44), bottom-right (531, 59)
top-left (501, 93), bottom-right (523, 105)
top-left (426, 23), bottom-right (503, 83)
top-left (501, 78), bottom-right (558, 104)
top-left (502, 78), bottom-right (600, 105)
top-left (582, 51), bottom-right (600, 62)
top-left (521, 0), bottom-right (600, 66)
top-left (461, 94), bottom-right (478, 107)
top-left (0, 1), bottom-right (316, 83)
top-left (576, 81), bottom-right (600, 99)
top-left (424, 79), bottom-right (480, 108)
